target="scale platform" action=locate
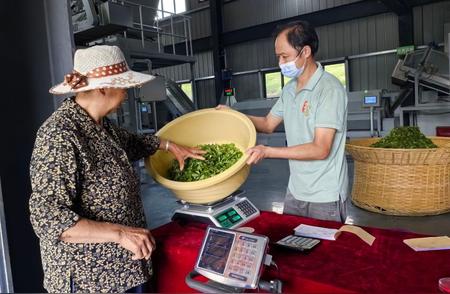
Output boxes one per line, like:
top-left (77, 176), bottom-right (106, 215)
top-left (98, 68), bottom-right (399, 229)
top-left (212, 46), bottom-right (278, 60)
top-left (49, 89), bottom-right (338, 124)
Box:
top-left (172, 190), bottom-right (260, 229)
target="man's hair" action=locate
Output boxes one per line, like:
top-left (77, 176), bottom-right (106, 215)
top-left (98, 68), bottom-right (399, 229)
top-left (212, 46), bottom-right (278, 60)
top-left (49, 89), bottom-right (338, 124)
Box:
top-left (273, 20), bottom-right (319, 56)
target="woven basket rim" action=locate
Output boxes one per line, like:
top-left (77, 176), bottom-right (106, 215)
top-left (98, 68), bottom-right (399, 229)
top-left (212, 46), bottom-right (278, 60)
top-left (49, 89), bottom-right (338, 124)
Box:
top-left (346, 136), bottom-right (450, 152)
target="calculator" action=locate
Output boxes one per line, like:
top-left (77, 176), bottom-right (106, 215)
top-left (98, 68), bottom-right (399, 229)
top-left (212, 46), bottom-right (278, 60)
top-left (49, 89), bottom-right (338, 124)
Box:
top-left (275, 235), bottom-right (320, 251)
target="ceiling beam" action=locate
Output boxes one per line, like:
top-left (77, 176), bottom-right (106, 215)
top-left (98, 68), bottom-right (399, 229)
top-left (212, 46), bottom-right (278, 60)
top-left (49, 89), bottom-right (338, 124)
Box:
top-left (168, 0), bottom-right (446, 53)
top-left (380, 0), bottom-right (414, 46)
top-left (379, 0), bottom-right (411, 15)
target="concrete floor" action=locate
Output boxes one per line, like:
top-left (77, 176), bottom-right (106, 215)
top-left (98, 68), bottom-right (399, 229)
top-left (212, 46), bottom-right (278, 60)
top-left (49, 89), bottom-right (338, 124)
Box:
top-left (140, 133), bottom-right (450, 236)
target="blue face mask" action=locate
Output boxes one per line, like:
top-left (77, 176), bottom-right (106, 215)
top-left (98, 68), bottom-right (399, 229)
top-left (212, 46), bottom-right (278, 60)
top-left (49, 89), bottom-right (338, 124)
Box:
top-left (279, 50), bottom-right (305, 78)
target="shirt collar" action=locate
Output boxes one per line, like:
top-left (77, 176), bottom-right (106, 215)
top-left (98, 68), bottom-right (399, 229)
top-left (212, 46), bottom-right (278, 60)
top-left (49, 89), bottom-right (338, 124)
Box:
top-left (62, 97), bottom-right (107, 132)
top-left (302, 62), bottom-right (324, 91)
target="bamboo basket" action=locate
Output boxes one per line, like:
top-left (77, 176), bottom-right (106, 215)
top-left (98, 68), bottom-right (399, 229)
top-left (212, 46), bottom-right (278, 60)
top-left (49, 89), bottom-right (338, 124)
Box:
top-left (346, 137), bottom-right (450, 216)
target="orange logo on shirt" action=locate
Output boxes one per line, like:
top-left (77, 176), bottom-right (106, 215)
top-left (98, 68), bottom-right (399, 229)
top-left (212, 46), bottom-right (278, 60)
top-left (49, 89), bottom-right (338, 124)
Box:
top-left (301, 100), bottom-right (310, 116)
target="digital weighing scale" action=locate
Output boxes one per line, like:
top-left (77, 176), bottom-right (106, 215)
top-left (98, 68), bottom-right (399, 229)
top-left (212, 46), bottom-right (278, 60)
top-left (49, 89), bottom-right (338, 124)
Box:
top-left (172, 190), bottom-right (260, 229)
top-left (185, 226), bottom-right (282, 293)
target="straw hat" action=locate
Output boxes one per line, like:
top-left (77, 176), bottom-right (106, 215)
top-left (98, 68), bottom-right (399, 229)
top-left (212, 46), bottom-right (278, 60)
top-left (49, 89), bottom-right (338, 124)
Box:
top-left (49, 45), bottom-right (155, 95)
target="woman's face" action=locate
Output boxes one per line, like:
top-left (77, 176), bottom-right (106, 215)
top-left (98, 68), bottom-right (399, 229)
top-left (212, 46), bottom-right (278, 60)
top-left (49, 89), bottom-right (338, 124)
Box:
top-left (105, 88), bottom-right (128, 112)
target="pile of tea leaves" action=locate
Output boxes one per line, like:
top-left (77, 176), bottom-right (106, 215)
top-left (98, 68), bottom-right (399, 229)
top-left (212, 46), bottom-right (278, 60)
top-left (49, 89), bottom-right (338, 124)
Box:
top-left (168, 143), bottom-right (243, 182)
top-left (371, 126), bottom-right (437, 149)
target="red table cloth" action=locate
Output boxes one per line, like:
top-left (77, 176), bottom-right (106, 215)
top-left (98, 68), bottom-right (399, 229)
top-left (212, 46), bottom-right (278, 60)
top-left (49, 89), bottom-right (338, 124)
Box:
top-left (151, 211), bottom-right (450, 293)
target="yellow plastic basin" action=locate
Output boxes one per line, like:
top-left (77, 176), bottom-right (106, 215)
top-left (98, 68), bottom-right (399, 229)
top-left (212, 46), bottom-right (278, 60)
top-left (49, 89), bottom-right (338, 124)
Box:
top-left (145, 108), bottom-right (256, 204)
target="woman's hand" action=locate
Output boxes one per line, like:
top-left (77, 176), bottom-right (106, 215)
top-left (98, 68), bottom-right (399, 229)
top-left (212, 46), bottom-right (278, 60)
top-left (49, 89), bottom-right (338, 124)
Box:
top-left (170, 143), bottom-right (206, 171)
top-left (117, 226), bottom-right (156, 260)
top-left (161, 139), bottom-right (206, 171)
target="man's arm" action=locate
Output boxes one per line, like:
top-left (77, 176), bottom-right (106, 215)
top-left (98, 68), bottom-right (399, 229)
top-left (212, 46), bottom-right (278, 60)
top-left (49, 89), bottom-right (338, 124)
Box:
top-left (246, 127), bottom-right (336, 164)
top-left (247, 113), bottom-right (283, 134)
top-left (216, 105), bottom-right (282, 134)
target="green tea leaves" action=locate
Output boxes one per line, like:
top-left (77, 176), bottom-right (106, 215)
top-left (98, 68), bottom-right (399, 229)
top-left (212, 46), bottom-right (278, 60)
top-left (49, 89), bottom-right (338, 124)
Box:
top-left (168, 143), bottom-right (243, 182)
top-left (371, 127), bottom-right (437, 149)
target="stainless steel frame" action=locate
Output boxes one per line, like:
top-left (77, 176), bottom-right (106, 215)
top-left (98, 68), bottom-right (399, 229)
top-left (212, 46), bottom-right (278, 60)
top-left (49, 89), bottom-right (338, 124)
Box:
top-left (111, 0), bottom-right (193, 57)
top-left (0, 179), bottom-right (13, 293)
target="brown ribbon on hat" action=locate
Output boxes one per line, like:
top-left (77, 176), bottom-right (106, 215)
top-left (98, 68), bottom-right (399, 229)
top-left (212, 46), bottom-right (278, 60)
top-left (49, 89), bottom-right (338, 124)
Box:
top-left (63, 61), bottom-right (128, 90)
top-left (64, 71), bottom-right (88, 89)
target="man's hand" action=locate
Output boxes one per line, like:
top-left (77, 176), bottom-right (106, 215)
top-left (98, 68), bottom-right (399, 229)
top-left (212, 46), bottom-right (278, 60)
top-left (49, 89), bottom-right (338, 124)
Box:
top-left (117, 226), bottom-right (156, 260)
top-left (215, 104), bottom-right (230, 110)
top-left (246, 145), bottom-right (270, 165)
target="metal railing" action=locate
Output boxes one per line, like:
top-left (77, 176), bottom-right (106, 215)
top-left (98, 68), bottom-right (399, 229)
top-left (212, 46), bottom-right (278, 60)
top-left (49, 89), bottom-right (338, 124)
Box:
top-left (111, 0), bottom-right (193, 56)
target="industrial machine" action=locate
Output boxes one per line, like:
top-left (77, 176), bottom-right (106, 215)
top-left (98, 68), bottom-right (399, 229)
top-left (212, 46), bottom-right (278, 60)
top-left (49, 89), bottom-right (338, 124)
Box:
top-left (132, 75), bottom-right (167, 133)
top-left (109, 75), bottom-right (194, 134)
top-left (72, 0), bottom-right (197, 134)
top-left (71, 0), bottom-right (135, 43)
top-left (347, 43), bottom-right (450, 136)
top-left (164, 78), bottom-right (196, 118)
top-left (71, 0), bottom-right (98, 34)
top-left (346, 43), bottom-right (450, 135)
top-left (347, 89), bottom-right (387, 138)
top-left (391, 44), bottom-right (450, 126)
top-left (232, 89), bottom-right (400, 138)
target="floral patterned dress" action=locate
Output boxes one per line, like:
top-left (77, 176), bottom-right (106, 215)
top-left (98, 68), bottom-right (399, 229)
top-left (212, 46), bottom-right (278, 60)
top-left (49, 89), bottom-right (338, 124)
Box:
top-left (29, 98), bottom-right (160, 292)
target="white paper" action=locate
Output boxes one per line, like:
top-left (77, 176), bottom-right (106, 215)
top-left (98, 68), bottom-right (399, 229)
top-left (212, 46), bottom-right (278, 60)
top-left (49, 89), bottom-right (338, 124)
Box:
top-left (293, 224), bottom-right (376, 245)
top-left (404, 236), bottom-right (450, 251)
top-left (294, 224), bottom-right (341, 240)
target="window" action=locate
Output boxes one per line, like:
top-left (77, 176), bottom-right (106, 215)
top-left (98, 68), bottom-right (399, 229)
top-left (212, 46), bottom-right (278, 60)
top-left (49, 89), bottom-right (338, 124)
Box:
top-left (264, 72), bottom-right (282, 98)
top-left (324, 62), bottom-right (346, 88)
top-left (282, 75), bottom-right (292, 86)
top-left (263, 62), bottom-right (347, 98)
top-left (264, 72), bottom-right (294, 98)
top-left (179, 82), bottom-right (193, 101)
top-left (157, 0), bottom-right (187, 19)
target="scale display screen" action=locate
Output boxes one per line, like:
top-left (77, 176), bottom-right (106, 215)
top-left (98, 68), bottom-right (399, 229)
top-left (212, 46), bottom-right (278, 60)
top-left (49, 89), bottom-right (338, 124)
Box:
top-left (215, 208), bottom-right (243, 228)
top-left (197, 230), bottom-right (234, 274)
top-left (224, 88), bottom-right (235, 97)
top-left (364, 96), bottom-right (378, 105)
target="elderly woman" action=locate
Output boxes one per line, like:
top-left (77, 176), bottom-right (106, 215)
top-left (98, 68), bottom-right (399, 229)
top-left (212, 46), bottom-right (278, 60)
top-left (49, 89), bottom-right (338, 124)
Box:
top-left (29, 45), bottom-right (204, 293)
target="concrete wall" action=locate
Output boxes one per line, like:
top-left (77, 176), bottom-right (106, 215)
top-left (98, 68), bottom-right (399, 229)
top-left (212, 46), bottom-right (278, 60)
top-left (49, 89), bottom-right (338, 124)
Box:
top-left (0, 0), bottom-right (73, 291)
